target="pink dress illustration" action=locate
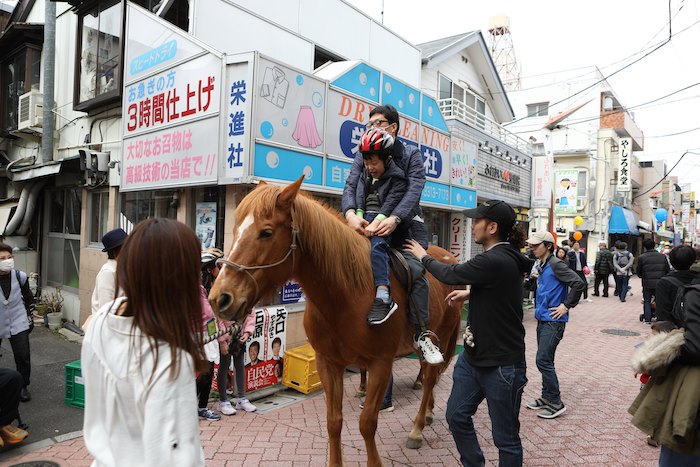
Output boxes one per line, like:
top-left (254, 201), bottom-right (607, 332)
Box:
top-left (292, 106), bottom-right (323, 148)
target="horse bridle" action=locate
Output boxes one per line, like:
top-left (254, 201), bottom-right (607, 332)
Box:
top-left (216, 224), bottom-right (299, 306)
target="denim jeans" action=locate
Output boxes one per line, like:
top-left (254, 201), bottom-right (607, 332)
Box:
top-left (642, 288), bottom-right (655, 322)
top-left (618, 275), bottom-right (630, 301)
top-left (365, 212), bottom-right (391, 288)
top-left (659, 445), bottom-right (700, 466)
top-left (535, 321), bottom-right (566, 406)
top-left (446, 353), bottom-right (527, 467)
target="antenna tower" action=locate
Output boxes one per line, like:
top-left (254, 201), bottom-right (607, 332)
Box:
top-left (487, 15), bottom-right (521, 91)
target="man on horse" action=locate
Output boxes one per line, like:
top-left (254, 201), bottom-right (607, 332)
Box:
top-left (406, 200), bottom-right (532, 466)
top-left (342, 104), bottom-right (443, 365)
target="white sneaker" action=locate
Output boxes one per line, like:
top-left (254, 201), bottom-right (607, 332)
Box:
top-left (417, 336), bottom-right (444, 365)
top-left (214, 400), bottom-right (236, 416)
top-left (235, 398), bottom-right (257, 412)
top-left (585, 298), bottom-right (593, 303)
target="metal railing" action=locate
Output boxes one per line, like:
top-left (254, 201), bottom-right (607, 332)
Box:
top-left (438, 98), bottom-right (532, 153)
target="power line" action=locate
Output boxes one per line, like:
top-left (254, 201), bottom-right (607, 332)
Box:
top-left (504, 0), bottom-right (674, 127)
top-left (646, 125), bottom-right (700, 138)
top-left (632, 150), bottom-right (696, 200)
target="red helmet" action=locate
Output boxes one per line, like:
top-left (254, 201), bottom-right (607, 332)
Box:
top-left (358, 128), bottom-right (394, 157)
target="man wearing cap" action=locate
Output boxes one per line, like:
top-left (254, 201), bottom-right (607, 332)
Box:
top-left (405, 199), bottom-right (532, 466)
top-left (86, 228), bottom-right (127, 330)
top-left (525, 231), bottom-right (585, 420)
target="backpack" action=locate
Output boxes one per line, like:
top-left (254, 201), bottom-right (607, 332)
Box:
top-left (615, 251), bottom-right (631, 268)
top-left (669, 277), bottom-right (700, 326)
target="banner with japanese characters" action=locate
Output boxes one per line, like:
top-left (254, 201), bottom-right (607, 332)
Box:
top-left (617, 138), bottom-right (632, 192)
top-left (554, 169), bottom-right (578, 214)
top-left (221, 59), bottom-right (254, 182)
top-left (244, 306), bottom-right (287, 392)
top-left (450, 136), bottom-right (477, 189)
top-left (449, 213), bottom-right (470, 261)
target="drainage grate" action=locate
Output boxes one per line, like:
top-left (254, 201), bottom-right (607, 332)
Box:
top-left (601, 329), bottom-right (641, 337)
top-left (10, 462), bottom-right (61, 467)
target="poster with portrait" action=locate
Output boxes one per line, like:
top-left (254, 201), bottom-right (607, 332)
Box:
top-left (244, 306), bottom-right (287, 392)
top-left (553, 169), bottom-right (578, 214)
top-left (195, 202), bottom-right (217, 248)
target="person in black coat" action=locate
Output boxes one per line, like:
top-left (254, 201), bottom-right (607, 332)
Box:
top-left (637, 238), bottom-right (671, 324)
top-left (593, 242), bottom-right (614, 297)
top-left (655, 246), bottom-right (699, 322)
top-left (567, 242), bottom-right (590, 300)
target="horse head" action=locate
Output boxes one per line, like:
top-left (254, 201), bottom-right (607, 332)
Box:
top-left (209, 177), bottom-right (303, 322)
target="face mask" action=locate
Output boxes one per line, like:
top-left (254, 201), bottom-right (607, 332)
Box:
top-left (0, 259), bottom-right (13, 272)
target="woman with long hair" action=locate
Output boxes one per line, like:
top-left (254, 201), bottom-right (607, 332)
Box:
top-left (82, 218), bottom-right (207, 467)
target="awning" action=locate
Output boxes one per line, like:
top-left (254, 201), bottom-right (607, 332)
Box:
top-left (608, 206), bottom-right (639, 235)
top-left (656, 229), bottom-right (674, 239)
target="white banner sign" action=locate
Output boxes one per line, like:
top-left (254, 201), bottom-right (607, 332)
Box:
top-left (617, 137), bottom-right (632, 192)
top-left (531, 155), bottom-right (552, 209)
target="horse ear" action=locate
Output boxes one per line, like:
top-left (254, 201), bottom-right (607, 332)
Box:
top-left (276, 176), bottom-right (304, 211)
top-left (257, 180), bottom-right (268, 187)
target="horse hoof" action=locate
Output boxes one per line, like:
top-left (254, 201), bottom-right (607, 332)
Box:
top-left (405, 437), bottom-right (423, 449)
top-left (426, 415), bottom-right (433, 425)
top-left (412, 381), bottom-right (423, 390)
top-left (355, 390), bottom-right (366, 398)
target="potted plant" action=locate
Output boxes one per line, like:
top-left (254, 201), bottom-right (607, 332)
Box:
top-left (39, 288), bottom-right (64, 330)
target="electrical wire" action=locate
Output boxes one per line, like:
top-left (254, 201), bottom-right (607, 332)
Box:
top-left (504, 0), bottom-right (674, 127)
top-left (631, 150), bottom-right (697, 200)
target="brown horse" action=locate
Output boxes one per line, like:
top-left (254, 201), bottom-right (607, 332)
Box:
top-left (209, 177), bottom-right (463, 467)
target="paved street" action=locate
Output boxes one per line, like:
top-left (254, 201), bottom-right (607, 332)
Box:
top-left (1, 276), bottom-right (662, 466)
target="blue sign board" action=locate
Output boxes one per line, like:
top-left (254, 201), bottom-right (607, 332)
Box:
top-left (421, 181), bottom-right (450, 205)
top-left (421, 94), bottom-right (449, 133)
top-left (451, 186), bottom-right (477, 209)
top-left (331, 63), bottom-right (381, 104)
top-left (325, 159), bottom-right (352, 189)
top-left (253, 144), bottom-right (323, 185)
top-left (129, 40), bottom-right (178, 76)
top-left (281, 280), bottom-right (304, 304)
top-left (380, 75), bottom-right (420, 120)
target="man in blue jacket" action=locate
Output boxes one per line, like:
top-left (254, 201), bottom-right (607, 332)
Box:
top-left (526, 231), bottom-right (585, 419)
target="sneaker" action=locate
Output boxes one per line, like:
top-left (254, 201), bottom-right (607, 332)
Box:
top-left (214, 400), bottom-right (236, 416)
top-left (537, 402), bottom-right (566, 419)
top-left (226, 387), bottom-right (234, 396)
top-left (417, 336), bottom-right (444, 365)
top-left (359, 400), bottom-right (395, 413)
top-left (235, 397), bottom-right (257, 412)
top-left (0, 425), bottom-right (29, 444)
top-left (367, 299), bottom-right (398, 325)
top-left (198, 408), bottom-right (221, 421)
top-left (526, 398), bottom-right (548, 410)
top-left (20, 386), bottom-right (30, 402)
top-left (647, 435), bottom-right (659, 447)
top-left (585, 298), bottom-right (593, 303)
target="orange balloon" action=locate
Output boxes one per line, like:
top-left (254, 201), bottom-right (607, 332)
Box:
top-left (573, 231), bottom-right (583, 241)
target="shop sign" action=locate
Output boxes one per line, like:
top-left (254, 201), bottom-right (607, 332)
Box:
top-left (254, 58), bottom-right (326, 154)
top-left (420, 125), bottom-right (450, 182)
top-left (617, 138), bottom-right (632, 192)
top-left (554, 169), bottom-right (578, 214)
top-left (450, 137), bottom-right (477, 189)
top-left (281, 280), bottom-right (305, 304)
top-left (421, 181), bottom-right (450, 205)
top-left (531, 155), bottom-right (552, 209)
top-left (449, 213), bottom-right (470, 261)
top-left (245, 307), bottom-right (287, 392)
top-left (325, 90), bottom-right (374, 159)
top-left (222, 60), bottom-right (253, 181)
top-left (482, 164), bottom-right (521, 194)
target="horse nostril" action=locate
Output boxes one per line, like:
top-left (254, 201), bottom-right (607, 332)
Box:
top-left (217, 293), bottom-right (233, 312)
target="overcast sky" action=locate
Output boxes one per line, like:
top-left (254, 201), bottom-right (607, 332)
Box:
top-left (346, 0), bottom-right (700, 191)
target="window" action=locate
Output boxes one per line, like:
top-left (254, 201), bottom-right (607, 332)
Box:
top-left (438, 74), bottom-right (486, 128)
top-left (313, 46), bottom-right (343, 71)
top-left (639, 161), bottom-right (653, 168)
top-left (1, 47), bottom-right (41, 132)
top-left (75, 0), bottom-right (123, 111)
top-left (89, 190), bottom-right (110, 244)
top-left (526, 102), bottom-right (549, 117)
top-left (46, 189), bottom-right (82, 290)
top-left (192, 186), bottom-right (225, 249)
top-left (577, 171), bottom-right (587, 198)
top-left (438, 74), bottom-right (452, 101)
top-left (119, 189), bottom-right (178, 231)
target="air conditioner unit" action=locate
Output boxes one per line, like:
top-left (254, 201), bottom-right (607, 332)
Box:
top-left (17, 91), bottom-right (43, 131)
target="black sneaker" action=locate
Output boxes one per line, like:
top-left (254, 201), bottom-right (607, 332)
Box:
top-left (359, 400), bottom-right (395, 413)
top-left (537, 402), bottom-right (566, 419)
top-left (367, 299), bottom-right (398, 325)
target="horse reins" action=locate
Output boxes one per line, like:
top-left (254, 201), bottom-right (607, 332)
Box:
top-left (216, 224), bottom-right (299, 306)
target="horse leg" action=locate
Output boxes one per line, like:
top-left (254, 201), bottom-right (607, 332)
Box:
top-left (316, 355), bottom-right (346, 467)
top-left (412, 366), bottom-right (423, 390)
top-left (360, 361), bottom-right (392, 467)
top-left (356, 369), bottom-right (367, 398)
top-left (406, 362), bottom-right (439, 449)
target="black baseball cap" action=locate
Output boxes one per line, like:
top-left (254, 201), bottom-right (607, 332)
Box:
top-left (463, 200), bottom-right (516, 227)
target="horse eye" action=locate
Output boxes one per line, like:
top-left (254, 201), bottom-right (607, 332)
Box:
top-left (260, 229), bottom-right (273, 238)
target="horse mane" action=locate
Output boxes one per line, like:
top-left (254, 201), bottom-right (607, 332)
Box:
top-left (238, 185), bottom-right (374, 294)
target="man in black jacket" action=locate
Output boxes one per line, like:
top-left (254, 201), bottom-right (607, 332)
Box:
top-left (637, 238), bottom-right (671, 324)
top-left (405, 200), bottom-right (532, 467)
top-left (593, 242), bottom-right (614, 297)
top-left (655, 246), bottom-right (699, 322)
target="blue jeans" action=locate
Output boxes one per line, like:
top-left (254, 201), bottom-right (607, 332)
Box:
top-left (618, 275), bottom-right (630, 301)
top-left (366, 212), bottom-right (391, 288)
top-left (446, 353), bottom-right (527, 467)
top-left (535, 321), bottom-right (566, 406)
top-left (659, 445), bottom-right (700, 466)
top-left (642, 288), bottom-right (655, 322)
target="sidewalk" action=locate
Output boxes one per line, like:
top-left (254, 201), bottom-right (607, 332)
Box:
top-left (3, 277), bottom-right (660, 466)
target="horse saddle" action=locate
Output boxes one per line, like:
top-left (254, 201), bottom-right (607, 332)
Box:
top-left (389, 248), bottom-right (412, 292)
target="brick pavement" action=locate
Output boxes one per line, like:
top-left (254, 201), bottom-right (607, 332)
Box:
top-left (2, 276), bottom-right (662, 466)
